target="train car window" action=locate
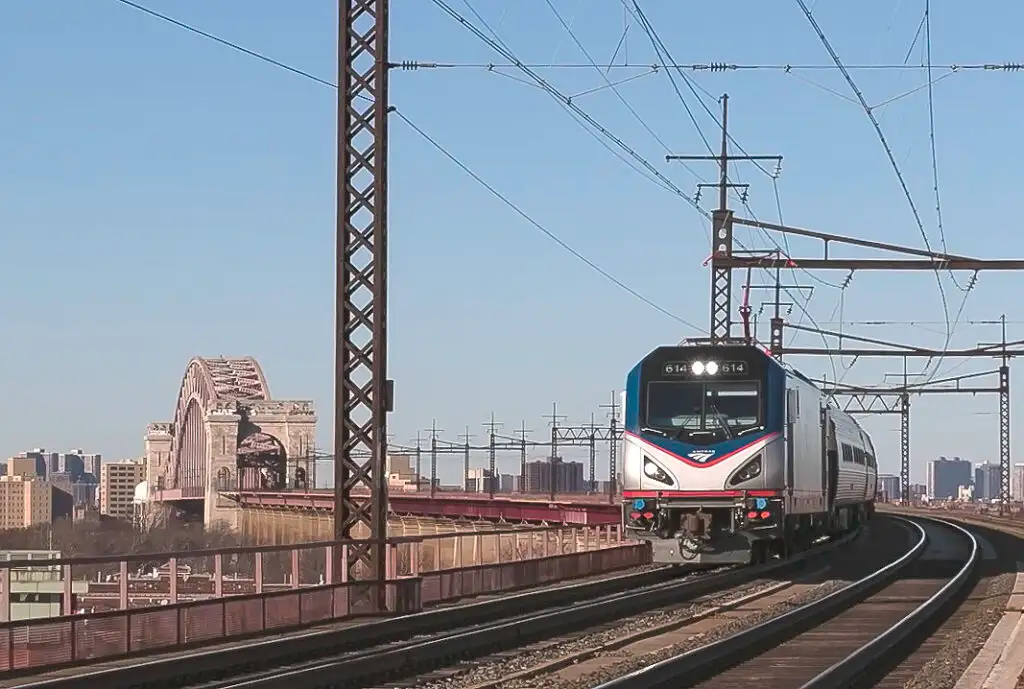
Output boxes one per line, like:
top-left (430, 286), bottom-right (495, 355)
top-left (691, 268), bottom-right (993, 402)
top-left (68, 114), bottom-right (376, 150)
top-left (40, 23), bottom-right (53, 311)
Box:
top-left (866, 454), bottom-right (876, 468)
top-left (853, 447), bottom-right (865, 465)
top-left (841, 444), bottom-right (853, 463)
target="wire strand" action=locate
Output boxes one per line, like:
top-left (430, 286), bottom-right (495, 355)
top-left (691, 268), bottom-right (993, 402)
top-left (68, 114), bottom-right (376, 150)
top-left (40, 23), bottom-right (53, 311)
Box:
top-left (113, 0), bottom-right (702, 330)
top-left (398, 60), bottom-right (1024, 72)
top-left (794, 0), bottom-right (956, 380)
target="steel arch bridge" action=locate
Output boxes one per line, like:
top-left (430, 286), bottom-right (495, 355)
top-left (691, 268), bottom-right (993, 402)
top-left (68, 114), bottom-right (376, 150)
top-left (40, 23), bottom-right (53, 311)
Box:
top-left (169, 356), bottom-right (272, 493)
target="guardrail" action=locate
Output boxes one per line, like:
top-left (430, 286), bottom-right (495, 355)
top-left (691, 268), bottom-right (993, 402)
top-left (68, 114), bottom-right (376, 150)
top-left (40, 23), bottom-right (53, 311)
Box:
top-left (0, 524), bottom-right (640, 674)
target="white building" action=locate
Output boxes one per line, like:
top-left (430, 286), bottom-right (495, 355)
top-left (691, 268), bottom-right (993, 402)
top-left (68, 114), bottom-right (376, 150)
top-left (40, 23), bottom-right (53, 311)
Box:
top-left (0, 550), bottom-right (89, 621)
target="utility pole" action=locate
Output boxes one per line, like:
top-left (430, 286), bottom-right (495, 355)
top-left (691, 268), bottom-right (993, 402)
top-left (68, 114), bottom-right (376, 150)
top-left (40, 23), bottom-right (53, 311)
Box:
top-left (667, 94), bottom-right (783, 344)
top-left (600, 390), bottom-right (621, 503)
top-left (482, 413), bottom-right (503, 499)
top-left (513, 421), bottom-right (532, 493)
top-left (458, 426), bottom-right (473, 492)
top-left (543, 402), bottom-right (568, 501)
top-left (981, 314), bottom-right (1012, 514)
top-left (586, 412), bottom-right (599, 493)
top-left (423, 421), bottom-right (443, 499)
top-left (413, 431), bottom-right (423, 491)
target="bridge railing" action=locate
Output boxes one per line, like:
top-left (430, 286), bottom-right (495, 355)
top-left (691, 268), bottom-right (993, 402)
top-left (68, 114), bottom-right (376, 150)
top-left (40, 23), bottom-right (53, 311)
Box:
top-left (0, 523), bottom-right (642, 673)
top-left (228, 488), bottom-right (619, 503)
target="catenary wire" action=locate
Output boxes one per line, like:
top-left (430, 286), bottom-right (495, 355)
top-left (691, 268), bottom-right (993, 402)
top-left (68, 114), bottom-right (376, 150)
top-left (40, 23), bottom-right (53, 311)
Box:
top-left (448, 0), bottom-right (829, 364)
top-left (794, 0), bottom-right (961, 382)
top-left (112, 0), bottom-right (704, 331)
top-left (445, 0), bottom-right (839, 372)
top-left (624, 0), bottom-right (842, 379)
top-left (924, 0), bottom-right (967, 292)
top-left (397, 61), bottom-right (1024, 72)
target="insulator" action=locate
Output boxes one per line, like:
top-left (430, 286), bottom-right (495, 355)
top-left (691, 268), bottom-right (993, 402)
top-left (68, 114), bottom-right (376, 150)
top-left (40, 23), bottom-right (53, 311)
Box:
top-left (397, 60), bottom-right (420, 70)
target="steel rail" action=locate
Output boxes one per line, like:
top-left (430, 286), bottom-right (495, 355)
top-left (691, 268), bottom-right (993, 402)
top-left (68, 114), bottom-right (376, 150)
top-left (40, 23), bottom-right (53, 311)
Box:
top-left (179, 532), bottom-right (857, 689)
top-left (591, 517), bottom-right (930, 689)
top-left (798, 516), bottom-right (980, 689)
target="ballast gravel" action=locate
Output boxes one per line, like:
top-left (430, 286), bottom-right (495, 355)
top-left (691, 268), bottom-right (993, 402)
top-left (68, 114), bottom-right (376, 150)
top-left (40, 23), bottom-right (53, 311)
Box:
top-left (900, 570), bottom-right (1016, 689)
top-left (417, 577), bottom-right (851, 689)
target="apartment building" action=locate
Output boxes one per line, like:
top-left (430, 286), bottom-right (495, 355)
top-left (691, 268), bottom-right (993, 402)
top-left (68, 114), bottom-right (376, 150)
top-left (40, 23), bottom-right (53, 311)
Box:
top-left (0, 475), bottom-right (53, 529)
top-left (99, 460), bottom-right (145, 520)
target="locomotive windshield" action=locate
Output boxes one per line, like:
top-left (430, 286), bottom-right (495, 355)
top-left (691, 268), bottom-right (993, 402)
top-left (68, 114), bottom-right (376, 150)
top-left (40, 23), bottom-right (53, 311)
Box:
top-left (645, 381), bottom-right (762, 439)
top-left (637, 346), bottom-right (769, 442)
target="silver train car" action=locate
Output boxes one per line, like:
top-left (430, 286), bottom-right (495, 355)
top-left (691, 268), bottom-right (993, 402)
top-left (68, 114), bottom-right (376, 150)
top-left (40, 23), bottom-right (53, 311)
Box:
top-left (621, 342), bottom-right (877, 566)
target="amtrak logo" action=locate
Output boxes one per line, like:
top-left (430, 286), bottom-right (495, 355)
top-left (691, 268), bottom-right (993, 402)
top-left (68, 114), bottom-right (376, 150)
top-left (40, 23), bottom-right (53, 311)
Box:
top-left (687, 450), bottom-right (716, 463)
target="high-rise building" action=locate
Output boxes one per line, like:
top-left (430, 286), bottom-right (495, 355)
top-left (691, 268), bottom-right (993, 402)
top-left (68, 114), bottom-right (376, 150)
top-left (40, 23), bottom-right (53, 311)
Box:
top-left (81, 453), bottom-right (102, 481)
top-left (927, 457), bottom-right (972, 500)
top-left (523, 458), bottom-right (585, 494)
top-left (974, 462), bottom-right (1001, 501)
top-left (6, 454), bottom-right (45, 479)
top-left (99, 460), bottom-right (145, 520)
top-left (1012, 464), bottom-right (1024, 502)
top-left (466, 468), bottom-right (496, 493)
top-left (498, 473), bottom-right (517, 493)
top-left (0, 476), bottom-right (53, 529)
top-left (877, 474), bottom-right (901, 501)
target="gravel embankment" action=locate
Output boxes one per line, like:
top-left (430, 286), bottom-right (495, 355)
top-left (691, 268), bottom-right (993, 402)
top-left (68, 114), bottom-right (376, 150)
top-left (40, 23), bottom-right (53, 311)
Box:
top-left (419, 577), bottom-right (850, 689)
top-left (900, 570), bottom-right (1016, 689)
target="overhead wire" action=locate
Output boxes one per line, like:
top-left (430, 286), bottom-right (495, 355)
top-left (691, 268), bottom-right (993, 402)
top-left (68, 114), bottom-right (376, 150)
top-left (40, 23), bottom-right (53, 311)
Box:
top-left (432, 0), bottom-right (708, 212)
top-left (399, 60), bottom-right (1024, 72)
top-left (445, 0), bottom-right (828, 365)
top-left (924, 0), bottom-right (967, 292)
top-left (794, 0), bottom-right (962, 383)
top-left (112, 0), bottom-right (703, 331)
top-left (919, 0), bottom-right (975, 381)
top-left (625, 0), bottom-right (842, 380)
top-left (540, 0), bottom-right (673, 160)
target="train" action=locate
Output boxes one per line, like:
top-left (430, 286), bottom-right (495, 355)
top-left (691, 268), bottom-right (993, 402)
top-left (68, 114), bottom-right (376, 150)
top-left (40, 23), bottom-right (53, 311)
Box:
top-left (621, 340), bottom-right (877, 566)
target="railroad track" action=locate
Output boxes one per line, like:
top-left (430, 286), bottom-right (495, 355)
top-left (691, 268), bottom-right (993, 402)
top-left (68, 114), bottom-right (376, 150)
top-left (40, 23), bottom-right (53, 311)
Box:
top-left (98, 530), bottom-right (854, 689)
top-left (591, 515), bottom-right (979, 689)
top-left (396, 515), bottom-right (913, 689)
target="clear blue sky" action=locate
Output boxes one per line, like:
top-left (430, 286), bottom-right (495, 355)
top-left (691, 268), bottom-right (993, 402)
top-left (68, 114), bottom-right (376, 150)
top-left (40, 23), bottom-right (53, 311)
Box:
top-left (1, 0), bottom-right (1022, 485)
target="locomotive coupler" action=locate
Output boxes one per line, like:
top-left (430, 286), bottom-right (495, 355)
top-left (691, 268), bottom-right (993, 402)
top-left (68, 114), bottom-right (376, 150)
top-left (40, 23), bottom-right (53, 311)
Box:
top-left (680, 509), bottom-right (713, 541)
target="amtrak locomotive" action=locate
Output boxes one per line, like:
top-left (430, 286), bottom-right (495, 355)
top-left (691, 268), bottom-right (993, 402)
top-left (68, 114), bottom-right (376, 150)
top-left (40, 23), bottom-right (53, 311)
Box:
top-left (622, 341), bottom-right (877, 566)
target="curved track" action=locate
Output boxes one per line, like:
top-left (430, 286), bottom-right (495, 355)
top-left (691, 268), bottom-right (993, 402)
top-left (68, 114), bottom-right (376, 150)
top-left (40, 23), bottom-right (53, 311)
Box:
top-left (594, 516), bottom-right (979, 689)
top-left (144, 532), bottom-right (854, 689)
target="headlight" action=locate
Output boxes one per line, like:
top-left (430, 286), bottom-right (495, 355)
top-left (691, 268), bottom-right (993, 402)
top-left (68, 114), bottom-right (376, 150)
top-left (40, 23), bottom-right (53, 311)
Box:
top-left (643, 457), bottom-right (673, 486)
top-left (689, 360), bottom-right (719, 376)
top-left (729, 455), bottom-right (762, 486)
